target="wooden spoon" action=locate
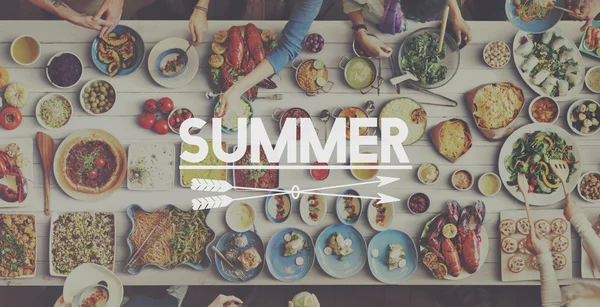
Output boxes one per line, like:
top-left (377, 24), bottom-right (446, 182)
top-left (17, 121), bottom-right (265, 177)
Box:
top-left (549, 159), bottom-right (570, 197)
top-left (517, 173), bottom-right (534, 226)
top-left (438, 6), bottom-right (450, 54)
top-left (36, 132), bottom-right (55, 216)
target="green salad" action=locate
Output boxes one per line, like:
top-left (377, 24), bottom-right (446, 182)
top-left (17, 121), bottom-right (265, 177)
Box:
top-left (504, 131), bottom-right (578, 194)
top-left (400, 32), bottom-right (448, 85)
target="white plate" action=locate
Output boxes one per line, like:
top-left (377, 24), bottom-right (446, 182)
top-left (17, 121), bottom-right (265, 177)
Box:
top-left (366, 199), bottom-right (395, 232)
top-left (512, 29), bottom-right (584, 102)
top-left (419, 214), bottom-right (489, 280)
top-left (127, 143), bottom-right (175, 191)
top-left (498, 123), bottom-right (582, 206)
top-left (35, 93), bottom-right (73, 130)
top-left (49, 212), bottom-right (116, 277)
top-left (0, 139), bottom-right (34, 207)
top-left (0, 213), bottom-right (37, 279)
top-left (147, 38), bottom-right (199, 88)
top-left (500, 210), bottom-right (572, 282)
top-left (299, 192), bottom-right (327, 226)
top-left (63, 263), bottom-right (123, 307)
top-left (581, 209), bottom-right (600, 279)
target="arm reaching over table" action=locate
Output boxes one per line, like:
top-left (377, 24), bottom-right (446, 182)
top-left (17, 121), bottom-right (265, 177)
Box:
top-left (189, 0), bottom-right (210, 45)
top-left (29, 0), bottom-right (111, 31)
top-left (525, 217), bottom-right (561, 307)
top-left (215, 0), bottom-right (323, 117)
top-left (568, 0), bottom-right (600, 31)
top-left (564, 197), bottom-right (600, 273)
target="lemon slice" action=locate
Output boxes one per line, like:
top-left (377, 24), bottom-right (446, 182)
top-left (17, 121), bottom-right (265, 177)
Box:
top-left (316, 77), bottom-right (327, 87)
top-left (313, 60), bottom-right (324, 70)
top-left (595, 48), bottom-right (600, 57)
top-left (442, 224), bottom-right (457, 239)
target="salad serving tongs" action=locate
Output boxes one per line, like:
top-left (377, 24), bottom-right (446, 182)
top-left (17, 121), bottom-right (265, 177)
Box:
top-left (517, 173), bottom-right (534, 227)
top-left (389, 72), bottom-right (458, 107)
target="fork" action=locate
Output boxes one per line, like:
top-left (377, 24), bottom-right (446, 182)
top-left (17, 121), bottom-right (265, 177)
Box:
top-left (548, 159), bottom-right (571, 197)
top-left (212, 246), bottom-right (246, 281)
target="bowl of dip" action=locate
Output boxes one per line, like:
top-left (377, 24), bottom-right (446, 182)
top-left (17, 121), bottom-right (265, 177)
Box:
top-left (350, 158), bottom-right (379, 181)
top-left (417, 163), bottom-right (439, 184)
top-left (529, 96), bottom-right (559, 124)
top-left (155, 48), bottom-right (188, 79)
top-left (407, 193), bottom-right (430, 214)
top-left (226, 202), bottom-right (256, 232)
top-left (10, 35), bottom-right (41, 66)
top-left (451, 170), bottom-right (474, 191)
top-left (478, 172), bottom-right (502, 197)
top-left (339, 56), bottom-right (377, 90)
top-left (585, 66), bottom-right (600, 93)
top-left (310, 162), bottom-right (329, 181)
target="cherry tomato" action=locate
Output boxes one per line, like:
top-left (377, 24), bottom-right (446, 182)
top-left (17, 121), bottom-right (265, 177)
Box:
top-left (139, 112), bottom-right (156, 129)
top-left (87, 170), bottom-right (98, 179)
top-left (94, 157), bottom-right (106, 167)
top-left (168, 115), bottom-right (177, 128)
top-left (143, 99), bottom-right (158, 113)
top-left (153, 119), bottom-right (169, 135)
top-left (158, 97), bottom-right (174, 113)
top-left (0, 107), bottom-right (22, 130)
top-left (183, 110), bottom-right (193, 120)
top-left (528, 185), bottom-right (534, 193)
top-left (174, 114), bottom-right (183, 127)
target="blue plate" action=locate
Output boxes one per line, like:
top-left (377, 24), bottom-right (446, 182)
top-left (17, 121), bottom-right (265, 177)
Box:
top-left (505, 0), bottom-right (564, 33)
top-left (91, 25), bottom-right (145, 77)
top-left (335, 189), bottom-right (362, 225)
top-left (215, 231), bottom-right (265, 282)
top-left (367, 230), bottom-right (418, 284)
top-left (264, 189), bottom-right (292, 223)
top-left (315, 224), bottom-right (367, 278)
top-left (265, 228), bottom-right (315, 282)
top-left (579, 20), bottom-right (600, 58)
top-left (214, 95), bottom-right (253, 134)
top-left (155, 48), bottom-right (188, 79)
top-left (124, 204), bottom-right (215, 275)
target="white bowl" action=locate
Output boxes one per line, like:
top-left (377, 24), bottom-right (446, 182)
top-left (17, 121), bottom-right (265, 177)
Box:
top-left (578, 171), bottom-right (600, 203)
top-left (417, 162), bottom-right (439, 185)
top-left (225, 202), bottom-right (256, 232)
top-left (451, 170), bottom-right (474, 191)
top-left (483, 41), bottom-right (511, 68)
top-left (10, 35), bottom-right (41, 66)
top-left (477, 172), bottom-right (502, 197)
top-left (585, 66), bottom-right (600, 93)
top-left (406, 192), bottom-right (430, 215)
top-left (299, 192), bottom-right (327, 226)
top-left (567, 99), bottom-right (600, 136)
top-left (367, 199), bottom-right (395, 231)
top-left (46, 52), bottom-right (84, 89)
top-left (528, 96), bottom-right (559, 125)
top-left (167, 108), bottom-right (194, 134)
top-left (79, 79), bottom-right (117, 116)
top-left (35, 93), bottom-right (73, 130)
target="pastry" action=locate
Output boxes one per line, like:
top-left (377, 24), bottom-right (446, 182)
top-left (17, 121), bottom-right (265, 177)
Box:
top-left (535, 219), bottom-right (551, 236)
top-left (500, 219), bottom-right (517, 236)
top-left (508, 255), bottom-right (525, 273)
top-left (501, 237), bottom-right (518, 254)
top-left (517, 218), bottom-right (530, 235)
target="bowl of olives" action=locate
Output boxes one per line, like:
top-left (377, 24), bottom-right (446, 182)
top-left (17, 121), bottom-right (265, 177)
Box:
top-left (80, 79), bottom-right (117, 115)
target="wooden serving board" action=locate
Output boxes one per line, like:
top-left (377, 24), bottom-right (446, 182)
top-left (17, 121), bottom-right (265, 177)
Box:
top-left (500, 210), bottom-right (572, 282)
top-left (581, 209), bottom-right (600, 279)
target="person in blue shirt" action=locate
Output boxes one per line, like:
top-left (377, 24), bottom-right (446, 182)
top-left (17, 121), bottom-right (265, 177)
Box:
top-left (188, 0), bottom-right (323, 116)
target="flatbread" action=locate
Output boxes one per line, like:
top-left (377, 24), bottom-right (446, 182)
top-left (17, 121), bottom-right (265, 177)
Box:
top-left (552, 253), bottom-right (567, 270)
top-left (508, 255), bottom-right (525, 273)
top-left (499, 219), bottom-right (517, 236)
top-left (535, 219), bottom-right (551, 236)
top-left (501, 237), bottom-right (518, 254)
top-left (429, 119), bottom-right (472, 163)
top-left (551, 218), bottom-right (568, 235)
top-left (551, 235), bottom-right (569, 253)
top-left (517, 218), bottom-right (530, 235)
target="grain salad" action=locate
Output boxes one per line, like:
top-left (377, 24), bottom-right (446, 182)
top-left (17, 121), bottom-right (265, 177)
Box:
top-left (38, 95), bottom-right (72, 129)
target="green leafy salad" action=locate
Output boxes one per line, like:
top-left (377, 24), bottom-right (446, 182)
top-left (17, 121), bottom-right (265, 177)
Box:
top-left (400, 32), bottom-right (448, 85)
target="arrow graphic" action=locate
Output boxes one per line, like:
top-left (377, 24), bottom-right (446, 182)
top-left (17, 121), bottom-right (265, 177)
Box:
top-left (190, 179), bottom-right (233, 192)
top-left (192, 195), bottom-right (233, 210)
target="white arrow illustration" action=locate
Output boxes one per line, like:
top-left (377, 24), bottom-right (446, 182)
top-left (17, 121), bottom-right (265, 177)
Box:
top-left (192, 195), bottom-right (233, 210)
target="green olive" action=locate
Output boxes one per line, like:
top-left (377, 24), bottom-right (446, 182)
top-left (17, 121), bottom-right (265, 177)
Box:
top-left (83, 93), bottom-right (89, 99)
top-left (104, 106), bottom-right (110, 112)
top-left (84, 87), bottom-right (91, 93)
top-left (92, 108), bottom-right (100, 114)
top-left (85, 103), bottom-right (91, 109)
top-left (90, 91), bottom-right (97, 97)
top-left (92, 82), bottom-right (99, 88)
top-left (109, 89), bottom-right (115, 95)
top-left (92, 102), bottom-right (98, 108)
top-left (99, 94), bottom-right (105, 100)
top-left (99, 101), bottom-right (106, 107)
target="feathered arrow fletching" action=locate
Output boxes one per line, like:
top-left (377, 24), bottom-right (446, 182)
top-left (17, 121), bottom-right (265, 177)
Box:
top-left (190, 179), bottom-right (233, 192)
top-left (192, 195), bottom-right (233, 210)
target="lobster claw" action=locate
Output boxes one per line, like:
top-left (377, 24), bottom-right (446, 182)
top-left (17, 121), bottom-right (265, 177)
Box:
top-left (473, 200), bottom-right (486, 226)
top-left (458, 205), bottom-right (472, 229)
top-left (447, 200), bottom-right (461, 224)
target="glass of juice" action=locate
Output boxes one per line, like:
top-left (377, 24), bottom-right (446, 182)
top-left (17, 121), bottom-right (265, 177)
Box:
top-left (11, 35), bottom-right (41, 66)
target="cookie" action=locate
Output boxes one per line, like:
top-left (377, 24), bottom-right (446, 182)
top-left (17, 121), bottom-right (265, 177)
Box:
top-left (535, 219), bottom-right (551, 236)
top-left (518, 238), bottom-right (532, 255)
top-left (551, 218), bottom-right (568, 235)
top-left (501, 237), bottom-right (518, 254)
top-left (500, 219), bottom-right (517, 236)
top-left (551, 235), bottom-right (569, 253)
top-left (531, 255), bottom-right (541, 270)
top-left (517, 218), bottom-right (530, 235)
top-left (552, 253), bottom-right (567, 270)
top-left (508, 255), bottom-right (525, 273)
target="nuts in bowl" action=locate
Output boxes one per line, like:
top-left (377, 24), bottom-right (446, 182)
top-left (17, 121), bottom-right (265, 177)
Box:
top-left (80, 79), bottom-right (116, 115)
top-left (579, 171), bottom-right (600, 202)
top-left (483, 41), bottom-right (510, 68)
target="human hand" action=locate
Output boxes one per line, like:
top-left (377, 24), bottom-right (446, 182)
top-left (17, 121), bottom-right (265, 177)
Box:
top-left (189, 8), bottom-right (208, 45)
top-left (525, 221), bottom-right (551, 255)
top-left (70, 14), bottom-right (111, 31)
top-left (54, 295), bottom-right (72, 307)
top-left (451, 17), bottom-right (472, 45)
top-left (288, 301), bottom-right (294, 307)
top-left (207, 294), bottom-right (243, 307)
top-left (569, 0), bottom-right (600, 31)
top-left (93, 0), bottom-right (124, 38)
top-left (215, 88), bottom-right (243, 118)
top-left (563, 195), bottom-right (583, 221)
top-left (356, 31), bottom-right (392, 58)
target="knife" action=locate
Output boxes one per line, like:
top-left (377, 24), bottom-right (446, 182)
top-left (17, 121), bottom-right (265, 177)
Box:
top-left (388, 55), bottom-right (401, 94)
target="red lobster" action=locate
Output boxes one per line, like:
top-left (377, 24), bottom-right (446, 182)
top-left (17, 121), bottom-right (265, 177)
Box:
top-left (245, 23), bottom-right (265, 64)
top-left (226, 26), bottom-right (244, 69)
top-left (441, 237), bottom-right (462, 277)
top-left (427, 201), bottom-right (462, 262)
top-left (0, 151), bottom-right (27, 203)
top-left (456, 200), bottom-right (486, 274)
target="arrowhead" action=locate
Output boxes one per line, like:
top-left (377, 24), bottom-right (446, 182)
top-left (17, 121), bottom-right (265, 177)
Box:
top-left (377, 193), bottom-right (400, 204)
top-left (376, 176), bottom-right (400, 187)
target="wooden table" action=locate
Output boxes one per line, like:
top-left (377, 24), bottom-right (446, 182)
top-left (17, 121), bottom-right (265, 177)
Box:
top-left (0, 20), bottom-right (599, 286)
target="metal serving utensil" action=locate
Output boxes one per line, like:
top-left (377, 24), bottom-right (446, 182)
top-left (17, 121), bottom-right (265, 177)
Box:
top-left (212, 246), bottom-right (247, 281)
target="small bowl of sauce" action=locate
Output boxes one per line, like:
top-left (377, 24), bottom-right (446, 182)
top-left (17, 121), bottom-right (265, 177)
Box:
top-left (310, 162), bottom-right (329, 181)
top-left (407, 193), bottom-right (430, 214)
top-left (586, 66), bottom-right (600, 93)
top-left (11, 35), bottom-right (41, 66)
top-left (451, 170), bottom-right (474, 191)
top-left (226, 202), bottom-right (256, 232)
top-left (417, 162), bottom-right (439, 184)
top-left (529, 96), bottom-right (559, 124)
top-left (478, 172), bottom-right (502, 197)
